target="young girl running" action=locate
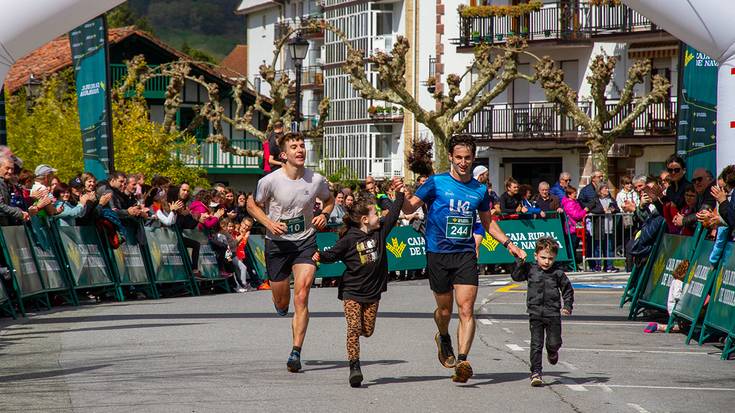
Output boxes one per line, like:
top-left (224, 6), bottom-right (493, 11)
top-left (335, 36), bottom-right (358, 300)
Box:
top-left (313, 177), bottom-right (405, 387)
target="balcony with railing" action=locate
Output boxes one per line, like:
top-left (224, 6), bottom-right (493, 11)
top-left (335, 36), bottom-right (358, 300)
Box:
top-left (276, 66), bottom-right (324, 91)
top-left (452, 1), bottom-right (659, 48)
top-left (460, 97), bottom-right (677, 141)
top-left (367, 102), bottom-right (404, 122)
top-left (110, 64), bottom-right (169, 99)
top-left (179, 138), bottom-right (264, 174)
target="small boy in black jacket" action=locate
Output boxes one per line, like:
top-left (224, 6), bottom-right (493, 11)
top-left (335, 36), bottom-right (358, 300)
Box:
top-left (511, 237), bottom-right (574, 387)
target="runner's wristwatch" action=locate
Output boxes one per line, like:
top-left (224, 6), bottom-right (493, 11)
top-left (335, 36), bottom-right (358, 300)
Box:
top-left (502, 239), bottom-right (512, 248)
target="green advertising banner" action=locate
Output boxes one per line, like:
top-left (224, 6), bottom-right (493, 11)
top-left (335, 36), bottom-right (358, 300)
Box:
top-left (478, 216), bottom-right (570, 264)
top-left (385, 226), bottom-right (427, 271)
top-left (112, 244), bottom-right (149, 285)
top-left (702, 243), bottom-right (735, 336)
top-left (0, 226), bottom-right (44, 296)
top-left (671, 239), bottom-right (716, 344)
top-left (145, 227), bottom-right (190, 283)
top-left (56, 226), bottom-right (114, 287)
top-left (677, 45), bottom-right (718, 180)
top-left (69, 17), bottom-right (113, 179)
top-left (27, 220), bottom-right (67, 290)
top-left (316, 232), bottom-right (347, 277)
top-left (245, 235), bottom-right (269, 281)
top-left (181, 229), bottom-right (220, 278)
top-left (638, 234), bottom-right (698, 310)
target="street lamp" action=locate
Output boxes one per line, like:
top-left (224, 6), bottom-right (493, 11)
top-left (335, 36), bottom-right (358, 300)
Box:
top-left (288, 33), bottom-right (309, 131)
top-left (25, 73), bottom-right (42, 110)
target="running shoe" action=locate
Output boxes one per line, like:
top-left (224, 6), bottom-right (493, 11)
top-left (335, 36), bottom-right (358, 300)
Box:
top-left (547, 350), bottom-right (559, 365)
top-left (451, 360), bottom-right (473, 383)
top-left (275, 304), bottom-right (289, 317)
top-left (257, 281), bottom-right (271, 290)
top-left (530, 372), bottom-right (543, 387)
top-left (287, 350), bottom-right (301, 372)
top-left (644, 322), bottom-right (658, 333)
top-left (349, 359), bottom-right (363, 388)
top-left (435, 333), bottom-right (456, 368)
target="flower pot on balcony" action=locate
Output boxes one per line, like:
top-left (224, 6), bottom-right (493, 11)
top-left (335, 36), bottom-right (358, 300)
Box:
top-left (483, 35), bottom-right (492, 43)
top-left (544, 29), bottom-right (551, 37)
top-left (496, 33), bottom-right (504, 41)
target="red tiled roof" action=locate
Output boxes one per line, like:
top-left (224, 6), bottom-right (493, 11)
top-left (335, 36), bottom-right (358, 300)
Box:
top-left (3, 26), bottom-right (262, 99)
top-left (3, 26), bottom-right (138, 93)
top-left (220, 45), bottom-right (247, 78)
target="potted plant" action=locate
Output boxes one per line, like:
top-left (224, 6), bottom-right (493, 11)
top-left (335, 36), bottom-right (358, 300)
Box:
top-left (471, 31), bottom-right (481, 43)
top-left (368, 105), bottom-right (378, 117)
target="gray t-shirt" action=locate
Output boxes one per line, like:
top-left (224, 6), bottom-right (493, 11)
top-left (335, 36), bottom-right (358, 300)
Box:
top-left (255, 168), bottom-right (330, 241)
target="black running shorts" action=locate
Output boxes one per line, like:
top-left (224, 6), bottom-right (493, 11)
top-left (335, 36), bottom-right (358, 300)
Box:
top-left (265, 234), bottom-right (317, 282)
top-left (426, 252), bottom-right (479, 293)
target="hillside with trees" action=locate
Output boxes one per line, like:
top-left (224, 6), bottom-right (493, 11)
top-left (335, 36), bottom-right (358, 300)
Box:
top-left (108, 0), bottom-right (243, 61)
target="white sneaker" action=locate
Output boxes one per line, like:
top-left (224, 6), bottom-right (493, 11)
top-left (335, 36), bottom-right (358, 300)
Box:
top-left (236, 288), bottom-right (247, 293)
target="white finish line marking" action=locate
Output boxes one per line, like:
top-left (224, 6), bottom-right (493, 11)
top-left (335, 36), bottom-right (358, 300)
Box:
top-left (527, 347), bottom-right (711, 356)
top-left (559, 361), bottom-right (577, 370)
top-left (566, 384), bottom-right (588, 392)
top-left (628, 403), bottom-right (650, 413)
top-left (603, 384), bottom-right (735, 392)
top-left (488, 281), bottom-right (511, 286)
top-left (505, 344), bottom-right (524, 351)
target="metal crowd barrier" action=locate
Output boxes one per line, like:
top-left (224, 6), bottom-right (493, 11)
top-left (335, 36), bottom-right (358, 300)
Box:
top-left (581, 213), bottom-right (636, 271)
top-left (0, 216), bottom-right (250, 317)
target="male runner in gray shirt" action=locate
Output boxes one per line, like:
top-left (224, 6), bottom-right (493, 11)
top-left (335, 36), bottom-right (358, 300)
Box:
top-left (248, 131), bottom-right (334, 373)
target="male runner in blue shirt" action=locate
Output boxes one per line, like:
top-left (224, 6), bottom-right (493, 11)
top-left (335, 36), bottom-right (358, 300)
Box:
top-left (402, 134), bottom-right (526, 383)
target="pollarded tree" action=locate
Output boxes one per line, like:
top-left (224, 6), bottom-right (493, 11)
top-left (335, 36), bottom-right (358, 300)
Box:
top-left (534, 54), bottom-right (671, 177)
top-left (115, 20), bottom-right (330, 158)
top-left (343, 36), bottom-right (535, 173)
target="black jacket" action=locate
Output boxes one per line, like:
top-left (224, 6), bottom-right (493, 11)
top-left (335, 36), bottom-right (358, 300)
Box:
top-left (511, 261), bottom-right (574, 317)
top-left (499, 192), bottom-right (521, 214)
top-left (0, 178), bottom-right (24, 226)
top-left (320, 192), bottom-right (404, 303)
top-left (664, 178), bottom-right (691, 210)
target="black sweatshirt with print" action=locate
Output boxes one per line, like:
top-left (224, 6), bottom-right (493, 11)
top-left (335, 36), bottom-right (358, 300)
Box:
top-left (319, 192), bottom-right (404, 303)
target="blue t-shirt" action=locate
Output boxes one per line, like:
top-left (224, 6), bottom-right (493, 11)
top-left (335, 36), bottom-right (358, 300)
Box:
top-left (415, 173), bottom-right (491, 253)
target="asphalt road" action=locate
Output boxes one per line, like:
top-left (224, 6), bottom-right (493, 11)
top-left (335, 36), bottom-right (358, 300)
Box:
top-left (1, 274), bottom-right (733, 413)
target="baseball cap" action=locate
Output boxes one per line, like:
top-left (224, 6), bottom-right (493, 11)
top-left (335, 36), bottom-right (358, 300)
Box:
top-left (69, 176), bottom-right (83, 189)
top-left (473, 165), bottom-right (488, 180)
top-left (34, 164), bottom-right (57, 176)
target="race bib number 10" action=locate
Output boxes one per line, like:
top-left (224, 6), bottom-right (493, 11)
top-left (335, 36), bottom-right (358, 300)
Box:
top-left (446, 216), bottom-right (472, 239)
top-left (281, 216), bottom-right (306, 234)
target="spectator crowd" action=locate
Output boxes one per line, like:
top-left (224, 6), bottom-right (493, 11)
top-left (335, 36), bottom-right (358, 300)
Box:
top-left (2, 139), bottom-right (734, 303)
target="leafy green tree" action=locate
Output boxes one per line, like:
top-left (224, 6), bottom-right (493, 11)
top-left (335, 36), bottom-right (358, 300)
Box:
top-left (5, 69), bottom-right (208, 187)
top-left (107, 3), bottom-right (154, 33)
top-left (181, 42), bottom-right (218, 64)
top-left (6, 72), bottom-right (84, 181)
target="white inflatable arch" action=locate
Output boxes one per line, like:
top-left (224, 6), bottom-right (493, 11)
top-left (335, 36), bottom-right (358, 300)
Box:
top-left (0, 0), bottom-right (125, 86)
top-left (623, 0), bottom-right (735, 173)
